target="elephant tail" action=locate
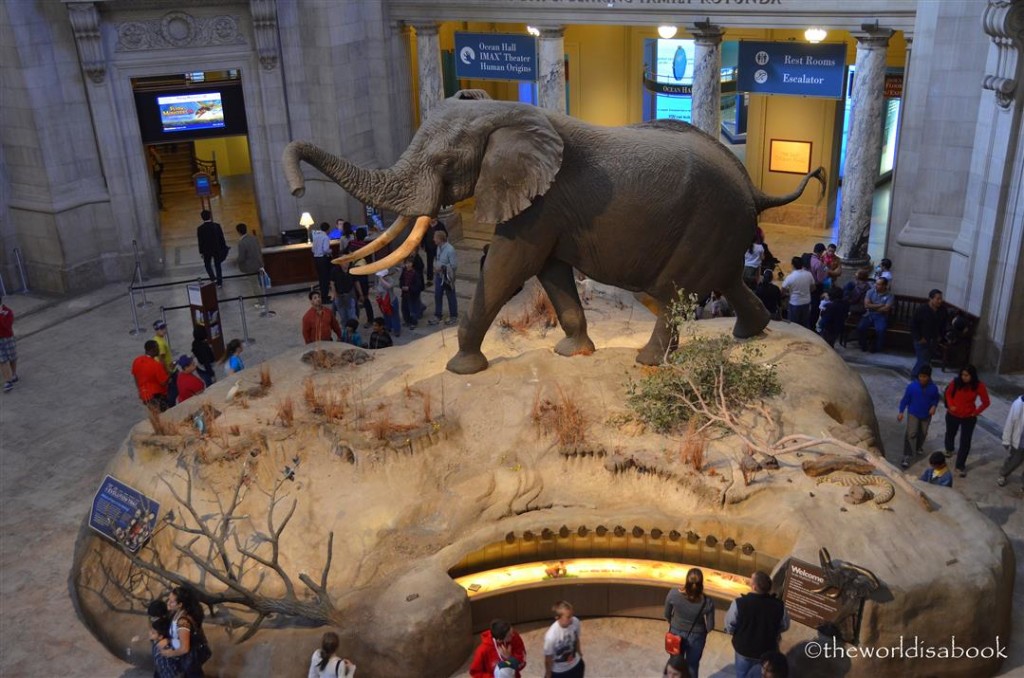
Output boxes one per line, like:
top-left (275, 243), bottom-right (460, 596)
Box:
top-left (753, 166), bottom-right (826, 213)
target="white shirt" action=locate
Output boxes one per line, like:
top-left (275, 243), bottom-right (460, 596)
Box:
top-left (782, 269), bottom-right (815, 306)
top-left (308, 650), bottom-right (356, 678)
top-left (544, 617), bottom-right (581, 673)
top-left (743, 243), bottom-right (764, 268)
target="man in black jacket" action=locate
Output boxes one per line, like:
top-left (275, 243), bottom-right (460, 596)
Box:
top-left (196, 210), bottom-right (228, 286)
top-left (910, 289), bottom-right (947, 377)
top-left (725, 571), bottom-right (790, 678)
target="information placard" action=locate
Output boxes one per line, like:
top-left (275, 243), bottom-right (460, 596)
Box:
top-left (782, 558), bottom-right (842, 629)
top-left (738, 41), bottom-right (846, 99)
top-left (455, 32), bottom-right (537, 82)
top-left (89, 475), bottom-right (160, 553)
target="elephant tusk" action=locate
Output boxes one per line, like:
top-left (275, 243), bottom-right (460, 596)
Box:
top-left (332, 215), bottom-right (413, 266)
top-left (350, 216), bottom-right (431, 275)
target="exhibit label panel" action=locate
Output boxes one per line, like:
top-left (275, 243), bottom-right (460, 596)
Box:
top-left (782, 558), bottom-right (842, 628)
top-left (89, 475), bottom-right (160, 553)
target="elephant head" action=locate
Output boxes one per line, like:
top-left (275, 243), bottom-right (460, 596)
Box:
top-left (282, 91), bottom-right (564, 274)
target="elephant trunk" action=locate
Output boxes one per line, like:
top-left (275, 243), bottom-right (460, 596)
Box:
top-left (282, 141), bottom-right (424, 215)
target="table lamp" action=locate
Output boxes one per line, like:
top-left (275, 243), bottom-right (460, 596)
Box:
top-left (299, 212), bottom-right (315, 242)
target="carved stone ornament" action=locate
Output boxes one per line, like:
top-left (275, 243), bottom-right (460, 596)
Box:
top-left (983, 0), bottom-right (1024, 108)
top-left (115, 11), bottom-right (247, 52)
top-left (67, 2), bottom-right (106, 84)
top-left (249, 0), bottom-right (280, 71)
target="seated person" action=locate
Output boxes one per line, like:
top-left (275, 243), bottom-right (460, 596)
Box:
top-left (855, 278), bottom-right (894, 353)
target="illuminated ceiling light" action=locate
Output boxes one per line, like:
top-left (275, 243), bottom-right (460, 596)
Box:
top-left (526, 25), bottom-right (540, 37)
top-left (805, 27), bottom-right (827, 44)
top-left (658, 25), bottom-right (678, 40)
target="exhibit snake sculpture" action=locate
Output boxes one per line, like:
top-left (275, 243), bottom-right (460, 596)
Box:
top-left (816, 472), bottom-right (895, 507)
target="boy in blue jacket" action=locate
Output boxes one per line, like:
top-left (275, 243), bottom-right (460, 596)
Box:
top-left (897, 365), bottom-right (941, 469)
top-left (920, 452), bottom-right (954, 487)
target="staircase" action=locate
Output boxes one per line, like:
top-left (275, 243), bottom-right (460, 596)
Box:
top-left (154, 143), bottom-right (196, 202)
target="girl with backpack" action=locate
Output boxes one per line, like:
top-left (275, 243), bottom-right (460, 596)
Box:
top-left (944, 364), bottom-right (991, 477)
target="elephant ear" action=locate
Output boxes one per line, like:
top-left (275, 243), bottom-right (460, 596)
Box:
top-left (473, 113), bottom-right (563, 225)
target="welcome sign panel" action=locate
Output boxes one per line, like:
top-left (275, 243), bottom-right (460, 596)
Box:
top-left (738, 41), bottom-right (846, 99)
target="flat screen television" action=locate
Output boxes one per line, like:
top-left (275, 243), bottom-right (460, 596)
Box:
top-left (135, 84), bottom-right (247, 143)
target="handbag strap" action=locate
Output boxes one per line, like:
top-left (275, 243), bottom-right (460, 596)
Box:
top-left (684, 598), bottom-right (709, 638)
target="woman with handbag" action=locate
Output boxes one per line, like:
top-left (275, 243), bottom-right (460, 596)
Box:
top-left (664, 568), bottom-right (715, 678)
top-left (161, 586), bottom-right (212, 677)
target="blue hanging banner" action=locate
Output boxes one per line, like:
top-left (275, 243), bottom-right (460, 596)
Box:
top-left (89, 475), bottom-right (161, 553)
top-left (454, 32), bottom-right (538, 82)
top-left (737, 41), bottom-right (847, 99)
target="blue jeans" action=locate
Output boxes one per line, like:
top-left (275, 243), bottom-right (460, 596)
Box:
top-left (402, 292), bottom-right (423, 325)
top-left (734, 652), bottom-right (761, 678)
top-left (332, 293), bottom-right (355, 328)
top-left (685, 631), bottom-right (708, 678)
top-left (788, 302), bottom-right (810, 328)
top-left (857, 312), bottom-right (888, 351)
top-left (912, 340), bottom-right (934, 376)
top-left (433, 274), bottom-right (457, 319)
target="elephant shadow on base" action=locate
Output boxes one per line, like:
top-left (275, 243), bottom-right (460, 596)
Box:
top-left (283, 89), bottom-right (824, 374)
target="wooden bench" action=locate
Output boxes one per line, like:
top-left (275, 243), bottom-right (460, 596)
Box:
top-left (843, 295), bottom-right (978, 372)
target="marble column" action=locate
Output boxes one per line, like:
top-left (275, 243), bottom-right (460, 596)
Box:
top-left (837, 27), bottom-right (894, 265)
top-left (537, 26), bottom-right (566, 113)
top-left (690, 23), bottom-right (725, 138)
top-left (410, 22), bottom-right (444, 121)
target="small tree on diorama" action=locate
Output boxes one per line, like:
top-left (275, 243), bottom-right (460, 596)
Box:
top-left (80, 460), bottom-right (347, 643)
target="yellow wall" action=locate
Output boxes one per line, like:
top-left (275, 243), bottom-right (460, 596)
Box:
top-left (193, 136), bottom-right (251, 176)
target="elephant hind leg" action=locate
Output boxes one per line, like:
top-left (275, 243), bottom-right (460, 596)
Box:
top-left (537, 259), bottom-right (596, 357)
top-left (636, 300), bottom-right (672, 366)
top-left (725, 278), bottom-right (771, 338)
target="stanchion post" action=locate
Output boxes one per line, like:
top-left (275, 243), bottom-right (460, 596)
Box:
top-left (128, 285), bottom-right (142, 335)
top-left (13, 247), bottom-right (29, 293)
top-left (259, 268), bottom-right (276, 317)
top-left (135, 263), bottom-right (153, 308)
top-left (238, 296), bottom-right (254, 344)
top-left (131, 239), bottom-right (144, 281)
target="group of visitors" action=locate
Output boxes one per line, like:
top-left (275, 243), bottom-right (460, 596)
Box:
top-left (146, 586), bottom-right (212, 678)
top-left (664, 569), bottom-right (789, 678)
top-left (130, 319), bottom-right (244, 411)
top-left (468, 600), bottom-right (583, 678)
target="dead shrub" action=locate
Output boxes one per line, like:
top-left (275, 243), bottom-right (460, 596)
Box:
top-left (259, 365), bottom-right (272, 389)
top-left (532, 385), bottom-right (588, 448)
top-left (229, 425), bottom-right (241, 436)
top-left (303, 377), bottom-right (319, 410)
top-left (364, 406), bottom-right (418, 441)
top-left (498, 289), bottom-right (558, 335)
top-left (275, 398), bottom-right (295, 427)
top-left (422, 392), bottom-right (432, 423)
top-left (148, 408), bottom-right (179, 436)
top-left (531, 288), bottom-right (558, 328)
top-left (680, 418), bottom-right (707, 472)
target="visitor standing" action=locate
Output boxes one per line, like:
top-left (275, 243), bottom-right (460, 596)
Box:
top-left (662, 654), bottom-right (691, 678)
top-left (423, 218), bottom-right (447, 284)
top-left (754, 269), bottom-right (782, 319)
top-left (340, 319), bottom-right (364, 348)
top-left (400, 256), bottom-right (425, 328)
top-left (428, 230), bottom-right (458, 326)
top-left (196, 209), bottom-right (228, 287)
top-left (897, 365), bottom-right (941, 469)
top-left (132, 340), bottom-right (170, 411)
top-left (373, 268), bottom-right (402, 336)
top-left (330, 260), bottom-right (357, 328)
top-left (175, 355), bottom-right (206, 404)
top-left (191, 326), bottom-right (216, 386)
top-left (943, 365), bottom-right (991, 477)
top-left (469, 619), bottom-right (527, 678)
top-left (997, 394), bottom-right (1024, 491)
top-left (308, 631), bottom-right (356, 678)
top-left (544, 600), bottom-right (584, 678)
top-left (724, 571), bottom-right (789, 678)
top-left (781, 257), bottom-right (814, 328)
top-left (312, 222), bottom-right (333, 300)
top-left (0, 296), bottom-right (17, 392)
top-left (152, 320), bottom-right (177, 406)
top-left (664, 568), bottom-right (715, 678)
top-left (161, 586), bottom-right (211, 677)
top-left (235, 223), bottom-right (264, 305)
top-left (910, 289), bottom-right (947, 377)
top-left (822, 243), bottom-right (842, 286)
top-left (222, 339), bottom-right (245, 376)
top-left (742, 237), bottom-right (764, 288)
top-left (808, 243), bottom-right (828, 328)
top-left (302, 290), bottom-right (342, 344)
top-left (367, 317), bottom-right (393, 349)
top-left (149, 617), bottom-right (180, 678)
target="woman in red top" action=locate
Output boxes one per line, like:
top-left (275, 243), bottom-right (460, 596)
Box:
top-left (944, 364), bottom-right (990, 477)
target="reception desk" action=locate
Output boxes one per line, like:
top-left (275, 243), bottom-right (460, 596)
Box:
top-left (453, 558), bottom-right (748, 631)
top-left (261, 240), bottom-right (353, 287)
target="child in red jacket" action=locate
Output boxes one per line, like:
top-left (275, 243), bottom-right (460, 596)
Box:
top-left (943, 364), bottom-right (991, 477)
top-left (469, 619), bottom-right (526, 678)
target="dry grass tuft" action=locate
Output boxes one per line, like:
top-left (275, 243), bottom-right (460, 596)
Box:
top-left (498, 289), bottom-right (559, 334)
top-left (532, 385), bottom-right (588, 447)
top-left (303, 377), bottom-right (318, 410)
top-left (148, 408), bottom-right (179, 436)
top-left (275, 397), bottom-right (295, 427)
top-left (303, 378), bottom-right (348, 421)
top-left (680, 418), bottom-right (708, 473)
top-left (364, 406), bottom-right (419, 441)
top-left (422, 392), bottom-right (432, 423)
top-left (531, 288), bottom-right (558, 328)
top-left (229, 425), bottom-right (241, 436)
top-left (259, 365), bottom-right (272, 389)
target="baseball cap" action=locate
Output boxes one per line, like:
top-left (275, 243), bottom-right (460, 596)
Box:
top-left (153, 320), bottom-right (167, 330)
top-left (176, 354), bottom-right (194, 369)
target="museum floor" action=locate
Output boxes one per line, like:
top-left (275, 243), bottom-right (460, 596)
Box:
top-left (1, 223), bottom-right (1020, 677)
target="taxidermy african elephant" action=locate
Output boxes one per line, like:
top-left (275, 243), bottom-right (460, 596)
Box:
top-left (283, 90), bottom-right (824, 375)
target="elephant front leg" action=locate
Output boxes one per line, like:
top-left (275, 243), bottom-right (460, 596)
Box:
top-left (446, 236), bottom-right (544, 375)
top-left (537, 260), bottom-right (596, 358)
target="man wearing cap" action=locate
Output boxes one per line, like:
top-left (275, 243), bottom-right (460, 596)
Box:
top-left (302, 290), bottom-right (342, 344)
top-left (131, 340), bottom-right (170, 411)
top-left (175, 355), bottom-right (206, 404)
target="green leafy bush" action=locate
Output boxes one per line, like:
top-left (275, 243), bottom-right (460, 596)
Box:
top-left (626, 290), bottom-right (781, 433)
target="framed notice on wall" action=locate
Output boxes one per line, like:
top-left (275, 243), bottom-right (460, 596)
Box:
top-left (769, 139), bottom-right (812, 174)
